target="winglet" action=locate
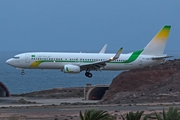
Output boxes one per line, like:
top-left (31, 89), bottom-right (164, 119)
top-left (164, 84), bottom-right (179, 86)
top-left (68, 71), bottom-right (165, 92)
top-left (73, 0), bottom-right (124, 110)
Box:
top-left (99, 44), bottom-right (107, 54)
top-left (111, 47), bottom-right (123, 60)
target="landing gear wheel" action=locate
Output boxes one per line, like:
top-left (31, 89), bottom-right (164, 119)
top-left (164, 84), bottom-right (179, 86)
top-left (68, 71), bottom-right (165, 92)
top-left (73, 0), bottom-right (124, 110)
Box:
top-left (21, 71), bottom-right (25, 75)
top-left (85, 72), bottom-right (92, 78)
top-left (85, 72), bottom-right (88, 76)
top-left (88, 73), bottom-right (92, 78)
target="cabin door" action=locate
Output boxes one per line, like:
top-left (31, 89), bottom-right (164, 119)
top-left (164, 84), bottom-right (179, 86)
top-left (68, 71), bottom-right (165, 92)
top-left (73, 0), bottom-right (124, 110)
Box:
top-left (138, 57), bottom-right (143, 66)
top-left (25, 54), bottom-right (30, 63)
top-left (78, 58), bottom-right (83, 63)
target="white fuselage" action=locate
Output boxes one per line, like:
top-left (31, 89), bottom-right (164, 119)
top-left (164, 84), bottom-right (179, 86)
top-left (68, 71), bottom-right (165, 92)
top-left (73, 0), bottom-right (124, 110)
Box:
top-left (6, 52), bottom-right (162, 71)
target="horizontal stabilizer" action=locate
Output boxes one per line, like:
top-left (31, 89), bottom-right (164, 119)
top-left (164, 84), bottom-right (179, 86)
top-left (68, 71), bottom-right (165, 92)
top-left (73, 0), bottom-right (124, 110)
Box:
top-left (152, 56), bottom-right (173, 60)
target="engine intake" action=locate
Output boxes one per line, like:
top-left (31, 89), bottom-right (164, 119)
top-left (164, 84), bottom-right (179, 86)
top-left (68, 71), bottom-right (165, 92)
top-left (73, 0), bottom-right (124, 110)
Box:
top-left (64, 65), bottom-right (80, 73)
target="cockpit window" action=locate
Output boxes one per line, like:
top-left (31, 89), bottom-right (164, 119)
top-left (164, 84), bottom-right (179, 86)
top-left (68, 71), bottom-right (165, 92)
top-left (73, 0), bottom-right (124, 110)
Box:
top-left (13, 56), bottom-right (20, 59)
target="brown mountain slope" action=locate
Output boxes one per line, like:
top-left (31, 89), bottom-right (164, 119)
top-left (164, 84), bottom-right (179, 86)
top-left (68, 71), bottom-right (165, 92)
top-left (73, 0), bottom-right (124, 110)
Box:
top-left (100, 59), bottom-right (180, 104)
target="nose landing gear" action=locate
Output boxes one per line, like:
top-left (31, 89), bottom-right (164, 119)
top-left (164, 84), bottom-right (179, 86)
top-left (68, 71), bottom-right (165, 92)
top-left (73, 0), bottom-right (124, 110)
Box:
top-left (85, 70), bottom-right (92, 78)
top-left (21, 70), bottom-right (25, 75)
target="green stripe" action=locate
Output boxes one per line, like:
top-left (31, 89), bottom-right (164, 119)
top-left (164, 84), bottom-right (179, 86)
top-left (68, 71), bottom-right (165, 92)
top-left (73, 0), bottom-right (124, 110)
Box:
top-left (30, 50), bottom-right (143, 67)
top-left (120, 49), bottom-right (143, 63)
top-left (66, 67), bottom-right (69, 72)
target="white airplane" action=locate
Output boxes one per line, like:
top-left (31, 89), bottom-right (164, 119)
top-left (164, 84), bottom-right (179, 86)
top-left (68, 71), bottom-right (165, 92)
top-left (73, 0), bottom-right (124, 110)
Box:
top-left (6, 25), bottom-right (171, 78)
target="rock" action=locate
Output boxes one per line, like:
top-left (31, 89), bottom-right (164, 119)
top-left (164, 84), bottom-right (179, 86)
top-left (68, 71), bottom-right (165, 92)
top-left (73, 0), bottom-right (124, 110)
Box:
top-left (13, 98), bottom-right (36, 104)
top-left (100, 59), bottom-right (180, 104)
top-left (12, 87), bottom-right (84, 98)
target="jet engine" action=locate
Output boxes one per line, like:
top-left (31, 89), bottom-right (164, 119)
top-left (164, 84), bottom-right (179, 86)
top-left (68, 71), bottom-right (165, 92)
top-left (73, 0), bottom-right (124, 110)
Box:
top-left (63, 65), bottom-right (81, 73)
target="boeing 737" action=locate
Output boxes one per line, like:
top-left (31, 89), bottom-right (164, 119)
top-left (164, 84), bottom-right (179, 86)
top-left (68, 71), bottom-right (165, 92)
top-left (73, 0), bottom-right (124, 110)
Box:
top-left (6, 25), bottom-right (171, 78)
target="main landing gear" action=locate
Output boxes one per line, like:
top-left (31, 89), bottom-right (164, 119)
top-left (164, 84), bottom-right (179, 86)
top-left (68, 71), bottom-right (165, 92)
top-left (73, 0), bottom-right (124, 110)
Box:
top-left (85, 70), bottom-right (92, 78)
top-left (21, 70), bottom-right (25, 75)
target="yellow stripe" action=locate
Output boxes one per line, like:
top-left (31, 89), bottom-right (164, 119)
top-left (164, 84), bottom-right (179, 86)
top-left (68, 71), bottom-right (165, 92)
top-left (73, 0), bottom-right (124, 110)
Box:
top-left (30, 61), bottom-right (42, 67)
top-left (119, 47), bottom-right (123, 53)
top-left (155, 26), bottom-right (171, 40)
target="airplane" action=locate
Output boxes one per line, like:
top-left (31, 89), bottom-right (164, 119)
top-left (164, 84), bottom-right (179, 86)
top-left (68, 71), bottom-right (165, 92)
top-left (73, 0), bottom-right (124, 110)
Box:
top-left (6, 25), bottom-right (171, 78)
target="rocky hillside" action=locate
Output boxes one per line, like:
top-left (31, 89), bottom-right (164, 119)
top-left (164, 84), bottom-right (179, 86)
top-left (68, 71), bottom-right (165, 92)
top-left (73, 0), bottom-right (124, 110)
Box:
top-left (100, 59), bottom-right (180, 104)
top-left (13, 87), bottom-right (84, 98)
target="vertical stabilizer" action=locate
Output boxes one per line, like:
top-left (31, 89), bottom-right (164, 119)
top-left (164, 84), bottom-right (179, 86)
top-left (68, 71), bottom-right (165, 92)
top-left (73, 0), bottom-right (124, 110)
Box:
top-left (141, 25), bottom-right (171, 56)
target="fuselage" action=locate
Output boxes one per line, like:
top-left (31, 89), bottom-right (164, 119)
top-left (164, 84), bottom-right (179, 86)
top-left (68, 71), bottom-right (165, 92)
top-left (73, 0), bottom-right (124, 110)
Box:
top-left (6, 52), bottom-right (162, 71)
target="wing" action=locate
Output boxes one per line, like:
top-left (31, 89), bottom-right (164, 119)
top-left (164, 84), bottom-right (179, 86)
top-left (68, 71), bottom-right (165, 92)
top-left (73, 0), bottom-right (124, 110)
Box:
top-left (80, 47), bottom-right (123, 71)
top-left (99, 44), bottom-right (107, 54)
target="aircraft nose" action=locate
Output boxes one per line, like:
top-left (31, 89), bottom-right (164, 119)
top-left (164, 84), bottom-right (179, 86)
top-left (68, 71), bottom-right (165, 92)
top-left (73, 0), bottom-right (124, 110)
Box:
top-left (6, 59), bottom-right (13, 66)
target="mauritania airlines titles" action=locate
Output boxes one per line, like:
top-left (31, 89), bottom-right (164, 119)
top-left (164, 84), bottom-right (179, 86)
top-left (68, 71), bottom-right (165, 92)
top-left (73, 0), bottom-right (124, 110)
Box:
top-left (6, 25), bottom-right (171, 78)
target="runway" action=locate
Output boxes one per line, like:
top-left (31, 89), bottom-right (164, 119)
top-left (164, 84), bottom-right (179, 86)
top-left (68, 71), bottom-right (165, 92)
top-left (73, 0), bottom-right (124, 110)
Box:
top-left (0, 97), bottom-right (179, 120)
top-left (0, 97), bottom-right (98, 107)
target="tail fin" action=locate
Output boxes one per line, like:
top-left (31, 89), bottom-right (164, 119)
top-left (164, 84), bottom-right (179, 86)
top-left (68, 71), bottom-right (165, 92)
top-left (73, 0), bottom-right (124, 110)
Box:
top-left (141, 25), bottom-right (171, 56)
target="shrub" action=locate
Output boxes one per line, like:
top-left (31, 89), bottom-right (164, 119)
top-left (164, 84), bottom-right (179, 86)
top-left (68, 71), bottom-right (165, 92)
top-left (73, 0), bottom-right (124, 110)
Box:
top-left (79, 109), bottom-right (115, 120)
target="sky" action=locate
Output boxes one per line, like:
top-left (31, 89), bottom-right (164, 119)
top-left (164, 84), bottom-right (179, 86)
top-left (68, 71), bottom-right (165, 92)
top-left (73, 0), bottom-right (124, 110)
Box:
top-left (0, 1), bottom-right (179, 52)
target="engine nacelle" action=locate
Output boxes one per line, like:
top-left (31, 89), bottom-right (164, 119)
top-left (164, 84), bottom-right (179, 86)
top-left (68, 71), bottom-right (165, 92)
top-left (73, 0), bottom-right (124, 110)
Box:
top-left (64, 65), bottom-right (80, 73)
